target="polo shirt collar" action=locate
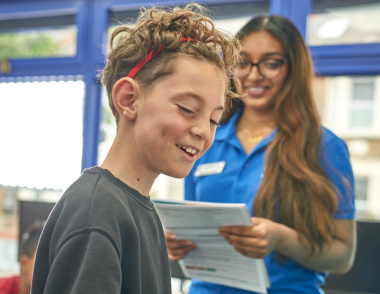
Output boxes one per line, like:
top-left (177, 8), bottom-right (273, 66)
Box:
top-left (215, 107), bottom-right (244, 142)
top-left (215, 107), bottom-right (278, 153)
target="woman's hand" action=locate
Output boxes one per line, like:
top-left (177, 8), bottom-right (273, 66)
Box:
top-left (220, 218), bottom-right (356, 273)
top-left (219, 217), bottom-right (284, 259)
top-left (165, 232), bottom-right (197, 261)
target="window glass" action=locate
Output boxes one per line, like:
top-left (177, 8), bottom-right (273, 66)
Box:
top-left (0, 76), bottom-right (84, 191)
top-left (307, 2), bottom-right (380, 46)
top-left (352, 78), bottom-right (375, 101)
top-left (355, 177), bottom-right (368, 201)
top-left (98, 87), bottom-right (116, 166)
top-left (350, 109), bottom-right (373, 128)
top-left (0, 76), bottom-right (84, 274)
top-left (312, 76), bottom-right (380, 221)
top-left (107, 2), bottom-right (269, 44)
top-left (0, 14), bottom-right (77, 59)
top-left (350, 78), bottom-right (375, 128)
top-left (212, 17), bottom-right (253, 37)
top-left (315, 75), bottom-right (380, 135)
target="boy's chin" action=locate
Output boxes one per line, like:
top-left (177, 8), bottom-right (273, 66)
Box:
top-left (162, 166), bottom-right (192, 179)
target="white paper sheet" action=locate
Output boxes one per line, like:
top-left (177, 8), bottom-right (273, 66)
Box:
top-left (153, 199), bottom-right (270, 293)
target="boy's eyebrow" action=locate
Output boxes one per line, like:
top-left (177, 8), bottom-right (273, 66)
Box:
top-left (180, 92), bottom-right (224, 111)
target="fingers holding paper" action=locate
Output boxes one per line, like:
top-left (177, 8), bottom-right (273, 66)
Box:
top-left (165, 231), bottom-right (197, 261)
top-left (219, 217), bottom-right (284, 259)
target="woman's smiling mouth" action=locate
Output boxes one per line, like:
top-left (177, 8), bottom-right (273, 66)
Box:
top-left (246, 86), bottom-right (268, 97)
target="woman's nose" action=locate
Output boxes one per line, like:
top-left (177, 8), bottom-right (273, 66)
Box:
top-left (247, 65), bottom-right (264, 81)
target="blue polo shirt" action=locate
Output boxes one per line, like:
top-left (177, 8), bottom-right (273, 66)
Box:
top-left (185, 108), bottom-right (355, 294)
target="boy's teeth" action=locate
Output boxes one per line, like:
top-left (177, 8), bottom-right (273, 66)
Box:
top-left (180, 145), bottom-right (197, 155)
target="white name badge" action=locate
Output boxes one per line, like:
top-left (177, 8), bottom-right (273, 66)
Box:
top-left (194, 161), bottom-right (226, 177)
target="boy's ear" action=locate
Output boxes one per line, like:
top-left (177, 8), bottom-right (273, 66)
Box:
top-left (112, 77), bottom-right (141, 120)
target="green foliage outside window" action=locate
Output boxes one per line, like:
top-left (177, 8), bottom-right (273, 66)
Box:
top-left (102, 104), bottom-right (114, 125)
top-left (0, 33), bottom-right (61, 59)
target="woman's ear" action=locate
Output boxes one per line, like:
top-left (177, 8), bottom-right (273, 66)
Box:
top-left (112, 77), bottom-right (141, 121)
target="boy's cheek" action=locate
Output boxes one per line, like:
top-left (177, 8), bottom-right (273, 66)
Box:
top-left (202, 138), bottom-right (215, 155)
top-left (195, 144), bottom-right (212, 162)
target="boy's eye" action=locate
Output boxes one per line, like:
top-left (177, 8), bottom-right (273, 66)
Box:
top-left (178, 105), bottom-right (219, 127)
top-left (178, 106), bottom-right (193, 114)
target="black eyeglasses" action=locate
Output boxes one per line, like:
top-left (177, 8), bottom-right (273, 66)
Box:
top-left (235, 57), bottom-right (287, 80)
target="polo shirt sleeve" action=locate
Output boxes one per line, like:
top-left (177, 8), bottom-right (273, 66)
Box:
top-left (320, 137), bottom-right (355, 219)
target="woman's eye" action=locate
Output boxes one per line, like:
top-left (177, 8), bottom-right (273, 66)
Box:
top-left (178, 106), bottom-right (193, 114)
top-left (210, 119), bottom-right (220, 127)
top-left (237, 61), bottom-right (249, 68)
top-left (263, 60), bottom-right (282, 69)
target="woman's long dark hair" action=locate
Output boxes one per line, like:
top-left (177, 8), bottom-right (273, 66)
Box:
top-left (223, 15), bottom-right (339, 254)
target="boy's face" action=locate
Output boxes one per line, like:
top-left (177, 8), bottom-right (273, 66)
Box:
top-left (20, 252), bottom-right (36, 292)
top-left (135, 58), bottom-right (225, 178)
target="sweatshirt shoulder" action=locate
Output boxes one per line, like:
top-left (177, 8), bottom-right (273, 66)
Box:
top-left (46, 171), bottom-right (137, 251)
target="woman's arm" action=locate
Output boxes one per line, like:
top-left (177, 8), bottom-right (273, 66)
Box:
top-left (220, 217), bottom-right (356, 274)
top-left (277, 218), bottom-right (356, 273)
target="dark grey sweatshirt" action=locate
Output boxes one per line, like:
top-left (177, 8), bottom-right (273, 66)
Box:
top-left (31, 167), bottom-right (171, 294)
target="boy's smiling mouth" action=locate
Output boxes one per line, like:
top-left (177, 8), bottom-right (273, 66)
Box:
top-left (175, 144), bottom-right (199, 158)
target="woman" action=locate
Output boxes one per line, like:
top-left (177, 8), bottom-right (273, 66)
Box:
top-left (165, 15), bottom-right (356, 294)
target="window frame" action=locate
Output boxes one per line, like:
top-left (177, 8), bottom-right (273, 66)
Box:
top-left (308, 1), bottom-right (380, 76)
top-left (0, 1), bottom-right (88, 77)
top-left (270, 0), bottom-right (380, 76)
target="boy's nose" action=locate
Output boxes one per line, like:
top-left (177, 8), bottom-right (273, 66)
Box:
top-left (190, 120), bottom-right (211, 141)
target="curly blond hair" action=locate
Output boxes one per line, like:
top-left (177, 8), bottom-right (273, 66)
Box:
top-left (100, 4), bottom-right (243, 124)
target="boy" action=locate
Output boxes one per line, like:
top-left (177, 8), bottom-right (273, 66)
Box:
top-left (0, 221), bottom-right (44, 294)
top-left (31, 4), bottom-right (242, 294)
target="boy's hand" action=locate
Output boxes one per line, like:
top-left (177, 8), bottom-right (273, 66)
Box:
top-left (165, 232), bottom-right (197, 261)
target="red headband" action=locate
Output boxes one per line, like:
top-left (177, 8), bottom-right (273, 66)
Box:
top-left (113, 37), bottom-right (199, 116)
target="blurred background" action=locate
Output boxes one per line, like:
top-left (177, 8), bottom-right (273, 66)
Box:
top-left (0, 0), bottom-right (380, 293)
